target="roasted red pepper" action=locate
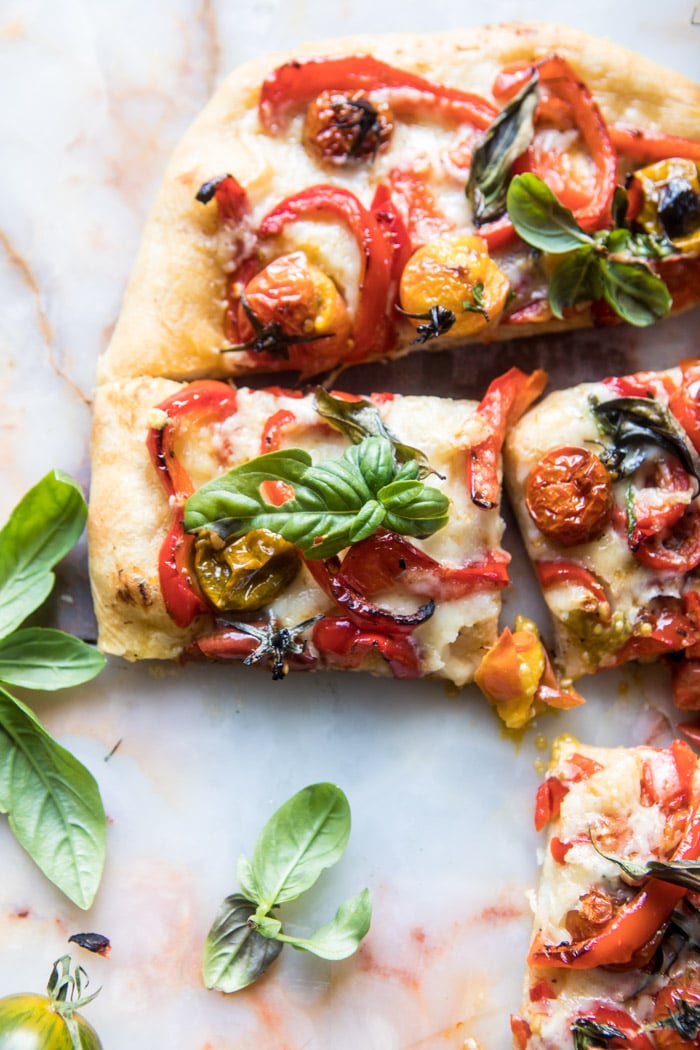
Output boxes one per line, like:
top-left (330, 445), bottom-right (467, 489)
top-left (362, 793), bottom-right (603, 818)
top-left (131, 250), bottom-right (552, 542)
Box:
top-left (610, 124), bottom-right (700, 166)
top-left (369, 183), bottom-right (412, 283)
top-left (187, 624), bottom-right (317, 671)
top-left (258, 185), bottom-right (393, 363)
top-left (258, 54), bottom-right (497, 134)
top-left (669, 359), bottom-right (700, 455)
top-left (260, 408), bottom-right (297, 505)
top-left (534, 560), bottom-right (609, 608)
top-left (146, 381), bottom-right (239, 628)
top-left (632, 505), bottom-right (700, 573)
top-left (196, 173), bottom-right (250, 223)
top-left (312, 615), bottom-right (421, 678)
top-left (534, 776), bottom-right (570, 832)
top-left (467, 368), bottom-right (548, 509)
top-left (388, 167), bottom-right (455, 250)
top-left (529, 782), bottom-right (700, 968)
top-left (611, 602), bottom-right (699, 664)
top-left (673, 659), bottom-right (700, 712)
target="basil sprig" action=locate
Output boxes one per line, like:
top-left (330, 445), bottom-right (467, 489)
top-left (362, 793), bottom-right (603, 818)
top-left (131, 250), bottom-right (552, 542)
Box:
top-left (506, 174), bottom-right (673, 326)
top-left (467, 73), bottom-right (539, 225)
top-left (184, 436), bottom-right (450, 559)
top-left (202, 783), bottom-right (371, 992)
top-left (314, 388), bottom-right (433, 478)
top-left (0, 471), bottom-right (106, 908)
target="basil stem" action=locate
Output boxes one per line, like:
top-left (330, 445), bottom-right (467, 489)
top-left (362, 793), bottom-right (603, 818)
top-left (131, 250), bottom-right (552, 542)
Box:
top-left (467, 73), bottom-right (539, 225)
top-left (184, 436), bottom-right (450, 559)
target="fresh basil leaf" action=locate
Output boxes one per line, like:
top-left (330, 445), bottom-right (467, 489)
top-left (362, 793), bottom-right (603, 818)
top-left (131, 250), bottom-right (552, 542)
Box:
top-left (467, 72), bottom-right (539, 225)
top-left (314, 390), bottom-right (433, 479)
top-left (591, 395), bottom-right (700, 488)
top-left (202, 893), bottom-right (283, 992)
top-left (506, 173), bottom-right (594, 253)
top-left (184, 437), bottom-right (449, 560)
top-left (246, 783), bottom-right (351, 912)
top-left (0, 629), bottom-right (106, 691)
top-left (275, 888), bottom-right (372, 960)
top-left (0, 471), bottom-right (87, 639)
top-left (236, 854), bottom-right (259, 904)
top-left (598, 258), bottom-right (672, 326)
top-left (0, 686), bottom-right (106, 909)
top-left (548, 247), bottom-right (602, 319)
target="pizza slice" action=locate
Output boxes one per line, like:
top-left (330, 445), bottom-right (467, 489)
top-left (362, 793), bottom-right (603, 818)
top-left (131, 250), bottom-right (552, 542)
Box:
top-left (96, 24), bottom-right (700, 384)
top-left (513, 735), bottom-right (700, 1050)
top-left (504, 360), bottom-right (700, 706)
top-left (88, 368), bottom-right (544, 683)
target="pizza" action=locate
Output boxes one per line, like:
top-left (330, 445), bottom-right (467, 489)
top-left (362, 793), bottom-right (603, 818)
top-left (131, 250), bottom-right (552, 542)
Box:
top-left (503, 361), bottom-right (700, 709)
top-left (512, 735), bottom-right (700, 1050)
top-left (93, 23), bottom-right (700, 385)
top-left (88, 368), bottom-right (544, 683)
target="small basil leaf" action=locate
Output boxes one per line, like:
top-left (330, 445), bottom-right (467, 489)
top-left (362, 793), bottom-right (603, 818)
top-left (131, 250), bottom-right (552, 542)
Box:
top-left (467, 72), bottom-right (539, 225)
top-left (348, 500), bottom-right (386, 543)
top-left (0, 471), bottom-right (87, 639)
top-left (236, 854), bottom-right (259, 904)
top-left (202, 894), bottom-right (283, 992)
top-left (548, 247), bottom-right (601, 319)
top-left (506, 173), bottom-right (594, 253)
top-left (0, 629), bottom-right (106, 691)
top-left (276, 888), bottom-right (372, 960)
top-left (379, 481), bottom-right (450, 535)
top-left (349, 436), bottom-right (396, 491)
top-left (598, 258), bottom-right (672, 326)
top-left (0, 686), bottom-right (106, 909)
top-left (314, 390), bottom-right (432, 479)
top-left (249, 783), bottom-right (351, 912)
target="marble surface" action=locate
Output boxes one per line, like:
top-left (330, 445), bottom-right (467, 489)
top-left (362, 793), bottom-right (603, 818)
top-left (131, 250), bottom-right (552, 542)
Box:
top-left (1, 2), bottom-right (699, 1048)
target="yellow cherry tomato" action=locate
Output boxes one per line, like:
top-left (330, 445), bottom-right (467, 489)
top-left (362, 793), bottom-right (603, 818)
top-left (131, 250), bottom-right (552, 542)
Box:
top-left (194, 528), bottom-right (301, 612)
top-left (399, 234), bottom-right (510, 337)
top-left (630, 158), bottom-right (700, 253)
top-left (474, 617), bottom-right (546, 730)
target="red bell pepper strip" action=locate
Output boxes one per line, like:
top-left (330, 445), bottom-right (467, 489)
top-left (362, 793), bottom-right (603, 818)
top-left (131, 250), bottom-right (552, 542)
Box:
top-left (535, 560), bottom-right (609, 609)
top-left (258, 185), bottom-right (393, 363)
top-left (601, 369), bottom-right (676, 400)
top-left (259, 408), bottom-right (297, 506)
top-left (611, 603), bottom-right (699, 664)
top-left (669, 359), bottom-right (700, 456)
top-left (529, 782), bottom-right (700, 969)
top-left (510, 1016), bottom-right (531, 1050)
top-left (388, 167), bottom-right (455, 250)
top-left (610, 124), bottom-right (700, 165)
top-left (467, 368), bottom-right (548, 509)
top-left (187, 625), bottom-right (317, 670)
top-left (370, 183), bottom-right (412, 283)
top-left (258, 54), bottom-right (497, 134)
top-left (196, 173), bottom-right (250, 223)
top-left (335, 531), bottom-right (510, 601)
top-left (534, 776), bottom-right (570, 832)
top-left (312, 615), bottom-right (422, 678)
top-left (146, 381), bottom-right (239, 628)
top-left (304, 555), bottom-right (435, 636)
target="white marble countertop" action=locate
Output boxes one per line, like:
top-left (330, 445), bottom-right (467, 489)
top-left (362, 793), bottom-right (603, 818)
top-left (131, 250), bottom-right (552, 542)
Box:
top-left (1, 2), bottom-right (699, 1048)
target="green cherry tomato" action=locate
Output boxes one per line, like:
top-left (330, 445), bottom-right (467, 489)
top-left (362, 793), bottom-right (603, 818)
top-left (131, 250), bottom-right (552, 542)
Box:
top-left (0, 993), bottom-right (102, 1050)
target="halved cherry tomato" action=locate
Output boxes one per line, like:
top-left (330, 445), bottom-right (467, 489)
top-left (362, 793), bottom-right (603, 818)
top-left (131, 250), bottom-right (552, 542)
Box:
top-left (651, 968), bottom-right (700, 1049)
top-left (623, 456), bottom-right (694, 552)
top-left (312, 615), bottom-right (421, 678)
top-left (572, 1004), bottom-right (653, 1050)
top-left (633, 503), bottom-right (700, 573)
top-left (526, 446), bottom-right (613, 547)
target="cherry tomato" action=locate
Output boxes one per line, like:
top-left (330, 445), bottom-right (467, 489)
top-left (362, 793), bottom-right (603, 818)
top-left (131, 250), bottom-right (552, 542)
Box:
top-left (303, 90), bottom-right (394, 164)
top-left (526, 447), bottom-right (613, 546)
top-left (652, 969), bottom-right (700, 1048)
top-left (573, 1004), bottom-right (653, 1050)
top-left (193, 528), bottom-right (301, 613)
top-left (0, 993), bottom-right (102, 1049)
top-left (633, 503), bottom-right (700, 573)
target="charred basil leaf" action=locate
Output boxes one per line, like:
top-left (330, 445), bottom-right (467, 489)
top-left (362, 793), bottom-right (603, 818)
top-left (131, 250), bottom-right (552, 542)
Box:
top-left (572, 1017), bottom-right (626, 1050)
top-left (314, 389), bottom-right (433, 478)
top-left (647, 999), bottom-right (700, 1040)
top-left (467, 73), bottom-right (539, 225)
top-left (591, 395), bottom-right (700, 489)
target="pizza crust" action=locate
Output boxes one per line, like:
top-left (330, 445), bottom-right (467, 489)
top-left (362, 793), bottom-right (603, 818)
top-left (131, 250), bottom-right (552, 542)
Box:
top-left (96, 24), bottom-right (700, 385)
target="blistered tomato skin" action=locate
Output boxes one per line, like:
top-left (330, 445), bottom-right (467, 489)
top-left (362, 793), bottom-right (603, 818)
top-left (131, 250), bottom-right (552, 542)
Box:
top-left (194, 528), bottom-right (301, 613)
top-left (0, 994), bottom-right (102, 1050)
top-left (526, 446), bottom-right (613, 547)
top-left (303, 90), bottom-right (394, 165)
top-left (652, 971), bottom-right (700, 1049)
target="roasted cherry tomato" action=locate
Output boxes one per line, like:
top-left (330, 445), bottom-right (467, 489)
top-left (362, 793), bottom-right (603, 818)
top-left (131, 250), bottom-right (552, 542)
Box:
top-left (303, 89), bottom-right (394, 164)
top-left (651, 968), bottom-right (700, 1048)
top-left (194, 528), bottom-right (301, 612)
top-left (399, 234), bottom-right (510, 337)
top-left (526, 447), bottom-right (613, 547)
top-left (573, 1004), bottom-right (653, 1050)
top-left (0, 957), bottom-right (103, 1050)
top-left (628, 158), bottom-right (700, 253)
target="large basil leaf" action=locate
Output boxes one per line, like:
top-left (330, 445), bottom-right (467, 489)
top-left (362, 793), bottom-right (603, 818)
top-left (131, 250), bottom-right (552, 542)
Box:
top-left (467, 73), bottom-right (538, 225)
top-left (0, 687), bottom-right (106, 909)
top-left (275, 888), bottom-right (372, 960)
top-left (202, 894), bottom-right (283, 992)
top-left (506, 173), bottom-right (593, 253)
top-left (592, 395), bottom-right (700, 487)
top-left (0, 629), bottom-right (106, 691)
top-left (0, 471), bottom-right (87, 639)
top-left (598, 258), bottom-right (672, 326)
top-left (314, 389), bottom-right (432, 478)
top-left (184, 437), bottom-right (450, 559)
top-left (548, 246), bottom-right (601, 319)
top-left (245, 783), bottom-right (351, 912)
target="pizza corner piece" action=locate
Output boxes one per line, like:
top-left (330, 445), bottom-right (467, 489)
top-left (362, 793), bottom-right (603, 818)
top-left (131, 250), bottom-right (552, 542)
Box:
top-left (96, 24), bottom-right (700, 385)
top-left (504, 360), bottom-right (700, 713)
top-left (87, 368), bottom-right (545, 684)
top-left (513, 734), bottom-right (700, 1050)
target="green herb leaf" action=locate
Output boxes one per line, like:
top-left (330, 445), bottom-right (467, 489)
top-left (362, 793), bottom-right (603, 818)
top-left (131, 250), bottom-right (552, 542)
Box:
top-left (591, 395), bottom-right (700, 487)
top-left (462, 281), bottom-right (489, 319)
top-left (591, 833), bottom-right (700, 893)
top-left (0, 471), bottom-right (87, 640)
top-left (202, 894), bottom-right (283, 992)
top-left (275, 888), bottom-right (372, 960)
top-left (548, 246), bottom-right (602, 319)
top-left (597, 258), bottom-right (672, 326)
top-left (647, 999), bottom-right (700, 1040)
top-left (0, 629), bottom-right (106, 691)
top-left (184, 437), bottom-right (450, 560)
top-left (244, 783), bottom-right (351, 913)
top-left (506, 173), bottom-right (593, 253)
top-left (572, 1017), bottom-right (626, 1050)
top-left (467, 73), bottom-right (539, 225)
top-left (0, 686), bottom-right (106, 909)
top-left (313, 389), bottom-right (433, 479)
